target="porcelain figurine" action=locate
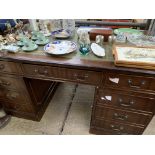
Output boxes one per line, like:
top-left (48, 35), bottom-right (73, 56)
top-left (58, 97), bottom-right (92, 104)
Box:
top-left (5, 34), bottom-right (16, 43)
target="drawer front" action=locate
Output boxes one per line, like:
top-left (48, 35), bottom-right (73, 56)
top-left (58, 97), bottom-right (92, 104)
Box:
top-left (0, 61), bottom-right (21, 74)
top-left (91, 118), bottom-right (144, 134)
top-left (97, 89), bottom-right (155, 113)
top-left (0, 74), bottom-right (25, 90)
top-left (0, 89), bottom-right (31, 105)
top-left (105, 73), bottom-right (155, 91)
top-left (22, 64), bottom-right (101, 85)
top-left (3, 101), bottom-right (35, 113)
top-left (94, 106), bottom-right (152, 126)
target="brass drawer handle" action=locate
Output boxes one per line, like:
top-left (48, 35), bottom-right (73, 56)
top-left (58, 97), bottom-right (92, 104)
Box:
top-left (113, 113), bottom-right (128, 121)
top-left (34, 69), bottom-right (48, 75)
top-left (0, 64), bottom-right (5, 70)
top-left (0, 80), bottom-right (11, 86)
top-left (110, 124), bottom-right (124, 132)
top-left (118, 98), bottom-right (134, 107)
top-left (6, 92), bottom-right (19, 99)
top-left (128, 79), bottom-right (146, 89)
top-left (74, 73), bottom-right (89, 81)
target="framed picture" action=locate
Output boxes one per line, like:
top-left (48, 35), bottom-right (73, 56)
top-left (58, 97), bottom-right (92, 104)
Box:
top-left (113, 45), bottom-right (155, 69)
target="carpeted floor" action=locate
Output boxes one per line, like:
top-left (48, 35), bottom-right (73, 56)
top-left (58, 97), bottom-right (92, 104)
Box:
top-left (0, 83), bottom-right (154, 135)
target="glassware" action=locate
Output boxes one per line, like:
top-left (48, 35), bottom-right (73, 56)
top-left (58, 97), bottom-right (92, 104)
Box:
top-left (79, 44), bottom-right (90, 55)
top-left (50, 19), bottom-right (62, 32)
top-left (62, 19), bottom-right (75, 36)
top-left (96, 35), bottom-right (104, 46)
top-left (108, 35), bottom-right (113, 44)
top-left (29, 19), bottom-right (39, 31)
top-left (108, 35), bottom-right (116, 44)
top-left (78, 30), bottom-right (90, 55)
top-left (38, 20), bottom-right (51, 36)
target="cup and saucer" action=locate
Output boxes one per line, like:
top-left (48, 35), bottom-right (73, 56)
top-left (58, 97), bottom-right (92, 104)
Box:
top-left (22, 40), bottom-right (38, 52)
top-left (35, 35), bottom-right (49, 45)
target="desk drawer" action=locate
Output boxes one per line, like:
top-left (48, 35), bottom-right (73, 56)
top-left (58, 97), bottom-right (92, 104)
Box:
top-left (105, 73), bottom-right (155, 91)
top-left (22, 64), bottom-right (101, 85)
top-left (91, 119), bottom-right (144, 134)
top-left (97, 89), bottom-right (155, 113)
top-left (0, 89), bottom-right (30, 105)
top-left (0, 74), bottom-right (25, 90)
top-left (0, 61), bottom-right (21, 74)
top-left (3, 100), bottom-right (35, 113)
top-left (94, 106), bottom-right (152, 126)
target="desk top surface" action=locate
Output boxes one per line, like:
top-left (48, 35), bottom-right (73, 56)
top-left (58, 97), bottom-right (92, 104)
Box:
top-left (1, 34), bottom-right (155, 75)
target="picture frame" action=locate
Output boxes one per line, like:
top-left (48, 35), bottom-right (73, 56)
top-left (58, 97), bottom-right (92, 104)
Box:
top-left (113, 45), bottom-right (155, 69)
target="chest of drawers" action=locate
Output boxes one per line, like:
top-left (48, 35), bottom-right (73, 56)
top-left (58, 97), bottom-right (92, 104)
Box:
top-left (90, 72), bottom-right (155, 135)
top-left (0, 60), bottom-right (58, 121)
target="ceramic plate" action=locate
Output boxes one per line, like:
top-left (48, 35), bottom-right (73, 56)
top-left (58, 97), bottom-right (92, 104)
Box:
top-left (31, 36), bottom-right (38, 40)
top-left (44, 40), bottom-right (77, 55)
top-left (22, 44), bottom-right (38, 52)
top-left (114, 28), bottom-right (143, 36)
top-left (17, 41), bottom-right (25, 46)
top-left (51, 29), bottom-right (71, 39)
top-left (35, 38), bottom-right (49, 45)
top-left (91, 43), bottom-right (105, 57)
top-left (127, 35), bottom-right (155, 47)
top-left (40, 31), bottom-right (51, 37)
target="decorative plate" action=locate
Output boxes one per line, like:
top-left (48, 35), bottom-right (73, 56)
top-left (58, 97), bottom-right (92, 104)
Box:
top-left (91, 43), bottom-right (105, 57)
top-left (35, 38), bottom-right (49, 45)
top-left (44, 40), bottom-right (77, 55)
top-left (114, 28), bottom-right (143, 36)
top-left (51, 29), bottom-right (71, 39)
top-left (127, 35), bottom-right (155, 47)
top-left (22, 44), bottom-right (38, 52)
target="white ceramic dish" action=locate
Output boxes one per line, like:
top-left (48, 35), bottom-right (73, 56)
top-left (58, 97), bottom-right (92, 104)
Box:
top-left (91, 43), bottom-right (105, 57)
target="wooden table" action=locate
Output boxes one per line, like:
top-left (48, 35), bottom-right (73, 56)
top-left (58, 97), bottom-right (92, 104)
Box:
top-left (0, 39), bottom-right (155, 135)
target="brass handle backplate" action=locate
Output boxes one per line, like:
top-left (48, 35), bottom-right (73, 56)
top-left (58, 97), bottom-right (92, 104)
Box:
top-left (34, 68), bottom-right (48, 76)
top-left (74, 73), bottom-right (89, 81)
top-left (128, 79), bottom-right (146, 89)
top-left (0, 64), bottom-right (5, 70)
top-left (118, 98), bottom-right (134, 107)
top-left (113, 113), bottom-right (128, 121)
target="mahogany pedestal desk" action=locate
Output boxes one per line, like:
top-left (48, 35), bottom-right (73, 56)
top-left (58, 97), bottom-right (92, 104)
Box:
top-left (0, 44), bottom-right (155, 135)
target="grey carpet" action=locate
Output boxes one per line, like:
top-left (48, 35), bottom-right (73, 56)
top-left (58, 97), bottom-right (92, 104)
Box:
top-left (62, 84), bottom-right (95, 135)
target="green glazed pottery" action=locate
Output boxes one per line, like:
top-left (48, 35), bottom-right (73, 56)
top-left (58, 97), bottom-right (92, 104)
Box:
top-left (22, 43), bottom-right (38, 52)
top-left (114, 28), bottom-right (143, 35)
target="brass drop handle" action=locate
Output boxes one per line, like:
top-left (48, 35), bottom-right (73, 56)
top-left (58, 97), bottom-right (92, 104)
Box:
top-left (118, 98), bottom-right (134, 107)
top-left (34, 68), bottom-right (48, 75)
top-left (6, 92), bottom-right (18, 99)
top-left (110, 124), bottom-right (124, 132)
top-left (0, 64), bottom-right (5, 70)
top-left (74, 73), bottom-right (89, 81)
top-left (113, 113), bottom-right (128, 120)
top-left (128, 79), bottom-right (146, 89)
top-left (0, 80), bottom-right (11, 86)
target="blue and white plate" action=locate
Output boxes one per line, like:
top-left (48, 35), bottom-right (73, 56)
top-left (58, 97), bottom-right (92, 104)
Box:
top-left (51, 29), bottom-right (71, 39)
top-left (44, 40), bottom-right (77, 55)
